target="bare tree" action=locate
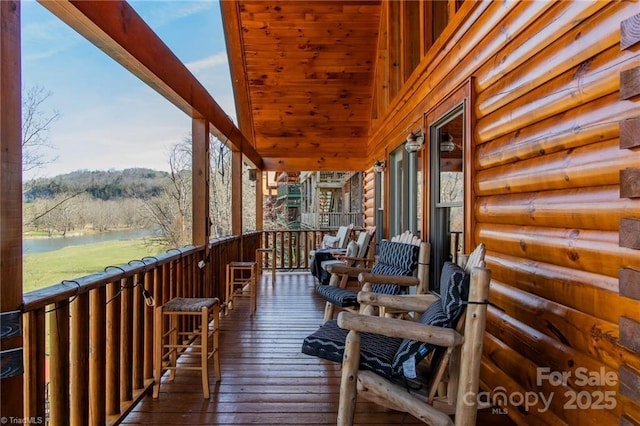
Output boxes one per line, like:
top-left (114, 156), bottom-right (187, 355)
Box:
top-left (140, 139), bottom-right (193, 247)
top-left (209, 138), bottom-right (232, 237)
top-left (22, 85), bottom-right (60, 173)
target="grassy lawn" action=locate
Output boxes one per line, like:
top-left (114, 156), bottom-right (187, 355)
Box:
top-left (23, 239), bottom-right (166, 294)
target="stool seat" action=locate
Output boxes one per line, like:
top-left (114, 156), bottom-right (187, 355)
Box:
top-left (162, 297), bottom-right (219, 312)
top-left (229, 261), bottom-right (256, 267)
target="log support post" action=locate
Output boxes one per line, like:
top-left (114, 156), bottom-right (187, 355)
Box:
top-left (192, 117), bottom-right (211, 246)
top-left (0, 0), bottom-right (24, 419)
top-left (232, 149), bottom-right (243, 236)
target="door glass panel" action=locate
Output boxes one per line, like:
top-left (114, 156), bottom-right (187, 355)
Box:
top-left (429, 104), bottom-right (465, 293)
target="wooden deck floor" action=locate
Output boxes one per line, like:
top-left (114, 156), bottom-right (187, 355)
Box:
top-left (122, 272), bottom-right (514, 425)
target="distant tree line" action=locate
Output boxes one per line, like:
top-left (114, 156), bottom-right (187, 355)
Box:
top-left (20, 85), bottom-right (259, 248)
top-left (24, 168), bottom-right (170, 201)
top-left (23, 141), bottom-right (258, 247)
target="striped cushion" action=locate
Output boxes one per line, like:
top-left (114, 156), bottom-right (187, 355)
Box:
top-left (301, 320), bottom-right (402, 379)
top-left (440, 261), bottom-right (470, 320)
top-left (370, 241), bottom-right (420, 294)
top-left (315, 285), bottom-right (358, 307)
top-left (377, 240), bottom-right (420, 270)
top-left (391, 262), bottom-right (469, 377)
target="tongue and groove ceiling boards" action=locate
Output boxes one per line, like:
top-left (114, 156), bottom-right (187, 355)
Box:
top-left (222, 1), bottom-right (382, 171)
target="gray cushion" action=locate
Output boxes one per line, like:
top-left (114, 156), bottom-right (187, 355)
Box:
top-left (315, 285), bottom-right (358, 307)
top-left (391, 262), bottom-right (469, 377)
top-left (439, 261), bottom-right (470, 320)
top-left (370, 241), bottom-right (420, 294)
top-left (301, 319), bottom-right (402, 379)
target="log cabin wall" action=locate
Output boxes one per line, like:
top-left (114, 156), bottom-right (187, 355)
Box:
top-left (367, 2), bottom-right (640, 425)
top-left (363, 169), bottom-right (376, 229)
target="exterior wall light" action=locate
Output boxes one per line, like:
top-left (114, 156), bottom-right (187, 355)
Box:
top-left (405, 129), bottom-right (425, 153)
top-left (373, 160), bottom-right (386, 173)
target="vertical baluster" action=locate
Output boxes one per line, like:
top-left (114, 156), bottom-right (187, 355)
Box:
top-left (170, 260), bottom-right (177, 299)
top-left (24, 308), bottom-right (46, 421)
top-left (120, 277), bottom-right (134, 402)
top-left (106, 281), bottom-right (121, 416)
top-left (71, 293), bottom-right (89, 426)
top-left (132, 273), bottom-right (144, 390)
top-left (143, 270), bottom-right (154, 381)
top-left (287, 231), bottom-right (293, 269)
top-left (49, 302), bottom-right (70, 424)
top-left (162, 263), bottom-right (170, 305)
top-left (294, 231), bottom-right (300, 269)
top-left (278, 231), bottom-right (284, 269)
top-left (90, 287), bottom-right (106, 426)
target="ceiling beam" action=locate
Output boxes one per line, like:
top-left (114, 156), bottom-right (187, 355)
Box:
top-left (261, 156), bottom-right (368, 172)
top-left (39, 0), bottom-right (262, 169)
top-left (220, 0), bottom-right (255, 147)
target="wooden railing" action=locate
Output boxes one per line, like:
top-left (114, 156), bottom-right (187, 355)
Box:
top-left (300, 212), bottom-right (364, 229)
top-left (260, 229), bottom-right (330, 270)
top-left (20, 233), bottom-right (265, 426)
top-left (19, 229), bottom-right (317, 425)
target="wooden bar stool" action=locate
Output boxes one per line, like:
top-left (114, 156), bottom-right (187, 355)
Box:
top-left (226, 261), bottom-right (257, 315)
top-left (153, 297), bottom-right (220, 399)
top-left (256, 247), bottom-right (276, 285)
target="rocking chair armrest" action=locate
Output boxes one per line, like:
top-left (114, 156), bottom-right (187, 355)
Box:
top-left (358, 272), bottom-right (419, 287)
top-left (326, 264), bottom-right (371, 277)
top-left (337, 311), bottom-right (463, 348)
top-left (356, 292), bottom-right (440, 312)
top-left (339, 255), bottom-right (370, 263)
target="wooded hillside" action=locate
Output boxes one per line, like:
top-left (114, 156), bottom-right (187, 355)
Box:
top-left (23, 168), bottom-right (170, 201)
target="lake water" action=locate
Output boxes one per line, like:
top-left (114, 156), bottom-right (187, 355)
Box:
top-left (24, 229), bottom-right (155, 254)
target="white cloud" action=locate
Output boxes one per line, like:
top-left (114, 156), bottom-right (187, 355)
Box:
top-left (185, 52), bottom-right (228, 72)
top-left (131, 1), bottom-right (216, 28)
top-left (22, 17), bottom-right (81, 61)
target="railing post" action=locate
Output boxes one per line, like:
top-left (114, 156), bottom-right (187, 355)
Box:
top-left (144, 271), bottom-right (155, 381)
top-left (132, 277), bottom-right (144, 390)
top-left (49, 302), bottom-right (70, 424)
top-left (71, 293), bottom-right (90, 426)
top-left (106, 282), bottom-right (121, 416)
top-left (24, 308), bottom-right (46, 421)
top-left (90, 287), bottom-right (107, 426)
top-left (121, 277), bottom-right (134, 402)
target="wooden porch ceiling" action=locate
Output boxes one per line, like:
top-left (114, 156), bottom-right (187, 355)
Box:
top-left (221, 1), bottom-right (382, 172)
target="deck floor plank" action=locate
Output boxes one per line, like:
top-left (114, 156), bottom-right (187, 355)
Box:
top-left (122, 272), bottom-right (512, 425)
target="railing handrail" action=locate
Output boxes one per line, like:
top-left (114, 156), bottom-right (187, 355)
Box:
top-left (19, 229), bottom-right (318, 425)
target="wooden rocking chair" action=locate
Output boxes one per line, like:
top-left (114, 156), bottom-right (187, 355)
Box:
top-left (302, 244), bottom-right (488, 425)
top-left (319, 226), bottom-right (376, 278)
top-left (310, 224), bottom-right (355, 284)
top-left (318, 231), bottom-right (429, 321)
top-left (336, 264), bottom-right (491, 425)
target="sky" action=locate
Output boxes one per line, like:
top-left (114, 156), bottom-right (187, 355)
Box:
top-left (21, 0), bottom-right (235, 179)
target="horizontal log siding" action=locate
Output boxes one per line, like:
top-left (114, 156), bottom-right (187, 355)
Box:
top-left (363, 169), bottom-right (375, 228)
top-left (368, 1), bottom-right (640, 424)
top-left (474, 2), bottom-right (640, 423)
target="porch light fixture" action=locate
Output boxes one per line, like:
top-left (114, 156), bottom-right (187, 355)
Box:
top-left (405, 129), bottom-right (425, 153)
top-left (440, 132), bottom-right (456, 152)
top-left (373, 160), bottom-right (386, 173)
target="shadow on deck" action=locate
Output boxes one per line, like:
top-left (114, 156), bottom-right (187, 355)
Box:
top-left (122, 272), bottom-right (514, 425)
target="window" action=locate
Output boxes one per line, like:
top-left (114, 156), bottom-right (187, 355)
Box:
top-left (425, 80), bottom-right (472, 293)
top-left (388, 144), bottom-right (420, 238)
